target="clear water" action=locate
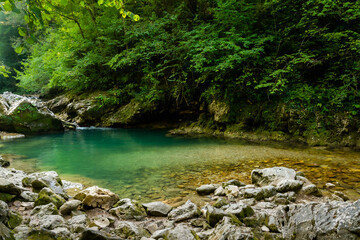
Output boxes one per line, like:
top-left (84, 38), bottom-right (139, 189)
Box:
top-left (1, 128), bottom-right (359, 203)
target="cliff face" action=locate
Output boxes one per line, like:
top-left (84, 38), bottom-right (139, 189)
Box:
top-left (0, 92), bottom-right (64, 134)
top-left (44, 92), bottom-right (360, 148)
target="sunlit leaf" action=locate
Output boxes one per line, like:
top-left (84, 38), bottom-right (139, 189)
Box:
top-left (24, 14), bottom-right (30, 23)
top-left (3, 1), bottom-right (12, 11)
top-left (15, 46), bottom-right (24, 54)
top-left (133, 15), bottom-right (140, 21)
top-left (18, 27), bottom-right (27, 37)
top-left (98, 0), bottom-right (104, 5)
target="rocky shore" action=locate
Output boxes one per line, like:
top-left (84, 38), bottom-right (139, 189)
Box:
top-left (1, 164), bottom-right (359, 240)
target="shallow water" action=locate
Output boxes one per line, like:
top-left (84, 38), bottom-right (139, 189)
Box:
top-left (1, 128), bottom-right (359, 203)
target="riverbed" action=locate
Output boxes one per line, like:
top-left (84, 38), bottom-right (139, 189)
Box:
top-left (1, 128), bottom-right (359, 203)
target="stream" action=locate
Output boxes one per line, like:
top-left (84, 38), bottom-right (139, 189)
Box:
top-left (1, 128), bottom-right (359, 203)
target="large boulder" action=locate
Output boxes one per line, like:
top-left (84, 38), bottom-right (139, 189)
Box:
top-left (74, 186), bottom-right (119, 210)
top-left (0, 92), bottom-right (64, 133)
top-left (24, 171), bottom-right (67, 197)
top-left (283, 200), bottom-right (360, 240)
top-left (251, 167), bottom-right (297, 186)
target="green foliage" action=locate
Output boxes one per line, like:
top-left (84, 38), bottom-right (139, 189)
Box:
top-left (10, 0), bottom-right (360, 125)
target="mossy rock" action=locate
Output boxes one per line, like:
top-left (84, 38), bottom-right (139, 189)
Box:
top-left (0, 193), bottom-right (16, 203)
top-left (7, 210), bottom-right (22, 229)
top-left (34, 188), bottom-right (66, 208)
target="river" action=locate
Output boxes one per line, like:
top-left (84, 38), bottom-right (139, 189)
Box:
top-left (1, 128), bottom-right (359, 203)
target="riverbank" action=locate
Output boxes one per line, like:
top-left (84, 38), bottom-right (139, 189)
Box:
top-left (1, 164), bottom-right (359, 240)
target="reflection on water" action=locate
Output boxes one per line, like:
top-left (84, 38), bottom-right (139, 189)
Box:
top-left (1, 129), bottom-right (359, 202)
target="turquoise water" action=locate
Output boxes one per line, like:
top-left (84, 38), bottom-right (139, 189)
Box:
top-left (1, 128), bottom-right (360, 202)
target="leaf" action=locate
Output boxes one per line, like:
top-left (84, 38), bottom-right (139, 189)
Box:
top-left (133, 15), bottom-right (140, 21)
top-left (26, 37), bottom-right (35, 44)
top-left (15, 46), bottom-right (24, 54)
top-left (98, 0), bottom-right (104, 5)
top-left (3, 1), bottom-right (12, 11)
top-left (80, 1), bottom-right (85, 7)
top-left (18, 27), bottom-right (27, 37)
top-left (24, 14), bottom-right (30, 23)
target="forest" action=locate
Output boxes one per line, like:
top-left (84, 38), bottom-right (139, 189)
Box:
top-left (1, 0), bottom-right (360, 144)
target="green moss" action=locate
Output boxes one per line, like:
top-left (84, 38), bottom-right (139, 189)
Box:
top-left (0, 193), bottom-right (16, 203)
top-left (7, 211), bottom-right (22, 229)
top-left (34, 188), bottom-right (65, 208)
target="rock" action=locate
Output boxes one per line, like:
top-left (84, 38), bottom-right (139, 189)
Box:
top-left (79, 229), bottom-right (122, 240)
top-left (7, 210), bottom-right (22, 229)
top-left (62, 180), bottom-right (83, 190)
top-left (75, 186), bottom-right (119, 210)
top-left (51, 227), bottom-right (72, 239)
top-left (276, 179), bottom-right (303, 193)
top-left (0, 158), bottom-right (10, 168)
top-left (223, 179), bottom-right (246, 188)
top-left (213, 198), bottom-right (229, 208)
top-left (0, 92), bottom-right (64, 133)
top-left (142, 201), bottom-right (172, 217)
top-left (302, 184), bottom-right (322, 197)
top-left (59, 199), bottom-right (82, 215)
top-left (214, 186), bottom-right (226, 196)
top-left (190, 219), bottom-right (211, 229)
top-left (0, 168), bottom-right (27, 188)
top-left (208, 217), bottom-right (254, 240)
top-left (93, 217), bottom-right (111, 229)
top-left (168, 200), bottom-right (199, 222)
top-left (29, 214), bottom-right (66, 230)
top-left (0, 200), bottom-right (9, 222)
top-left (283, 200), bottom-right (360, 239)
top-left (225, 185), bottom-right (240, 197)
top-left (325, 183), bottom-right (336, 188)
top-left (115, 221), bottom-right (151, 239)
top-left (252, 167), bottom-right (296, 186)
top-left (244, 188), bottom-right (264, 200)
top-left (34, 187), bottom-right (66, 208)
top-left (0, 222), bottom-right (13, 240)
top-left (334, 191), bottom-right (349, 201)
top-left (167, 224), bottom-right (195, 240)
top-left (68, 214), bottom-right (88, 225)
top-left (224, 202), bottom-right (254, 221)
top-left (209, 100), bottom-right (230, 123)
top-left (151, 228), bottom-right (171, 239)
top-left (31, 203), bottom-right (59, 217)
top-left (26, 171), bottom-right (67, 197)
top-left (261, 225), bottom-right (270, 232)
top-left (0, 132), bottom-right (25, 140)
top-left (110, 198), bottom-right (146, 221)
top-left (103, 99), bottom-right (158, 126)
top-left (0, 193), bottom-right (15, 202)
top-left (0, 178), bottom-right (22, 195)
top-left (196, 184), bottom-right (217, 195)
top-left (274, 192), bottom-right (296, 202)
top-left (20, 190), bottom-right (38, 202)
top-left (203, 205), bottom-right (227, 227)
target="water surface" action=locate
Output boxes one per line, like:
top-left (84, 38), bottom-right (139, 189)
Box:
top-left (1, 128), bottom-right (359, 203)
